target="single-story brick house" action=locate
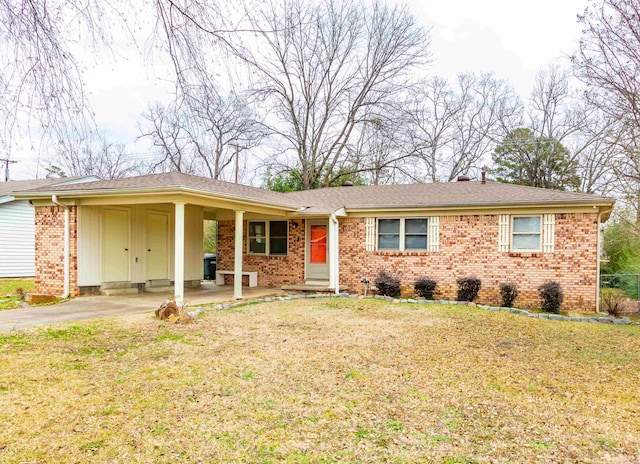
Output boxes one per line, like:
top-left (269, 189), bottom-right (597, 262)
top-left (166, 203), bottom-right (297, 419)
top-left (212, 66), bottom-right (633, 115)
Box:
top-left (14, 171), bottom-right (614, 311)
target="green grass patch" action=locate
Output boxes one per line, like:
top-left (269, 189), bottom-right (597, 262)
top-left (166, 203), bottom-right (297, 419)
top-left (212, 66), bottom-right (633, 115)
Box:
top-left (0, 278), bottom-right (35, 295)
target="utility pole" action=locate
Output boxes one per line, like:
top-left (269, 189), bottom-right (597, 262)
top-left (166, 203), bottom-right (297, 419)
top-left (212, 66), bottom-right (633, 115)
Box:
top-left (229, 144), bottom-right (247, 184)
top-left (0, 158), bottom-right (18, 182)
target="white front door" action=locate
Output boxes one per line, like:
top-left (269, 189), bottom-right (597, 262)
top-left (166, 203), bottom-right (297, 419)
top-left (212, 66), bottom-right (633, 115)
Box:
top-left (146, 211), bottom-right (169, 281)
top-left (103, 208), bottom-right (130, 282)
top-left (305, 219), bottom-right (329, 281)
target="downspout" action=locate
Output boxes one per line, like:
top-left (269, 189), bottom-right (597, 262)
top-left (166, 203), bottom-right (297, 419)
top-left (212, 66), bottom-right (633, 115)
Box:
top-left (52, 195), bottom-right (70, 299)
top-left (330, 212), bottom-right (340, 295)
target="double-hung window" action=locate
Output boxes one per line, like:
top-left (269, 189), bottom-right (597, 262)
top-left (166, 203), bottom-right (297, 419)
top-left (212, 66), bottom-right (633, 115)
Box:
top-left (248, 220), bottom-right (288, 255)
top-left (377, 218), bottom-right (428, 251)
top-left (511, 216), bottom-right (541, 251)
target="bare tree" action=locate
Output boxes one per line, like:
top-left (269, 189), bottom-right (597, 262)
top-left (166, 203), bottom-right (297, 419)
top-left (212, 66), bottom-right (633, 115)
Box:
top-left (527, 65), bottom-right (618, 195)
top-left (232, 0), bottom-right (430, 189)
top-left (400, 73), bottom-right (521, 182)
top-left (139, 101), bottom-right (199, 174)
top-left (139, 86), bottom-right (266, 181)
top-left (572, 0), bottom-right (640, 212)
top-left (400, 77), bottom-right (465, 182)
top-left (50, 132), bottom-right (142, 179)
top-left (0, 1), bottom-right (135, 154)
top-left (448, 73), bottom-right (522, 181)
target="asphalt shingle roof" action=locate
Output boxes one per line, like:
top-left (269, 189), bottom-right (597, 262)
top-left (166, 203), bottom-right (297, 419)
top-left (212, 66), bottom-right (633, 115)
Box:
top-left (284, 180), bottom-right (613, 211)
top-left (18, 172), bottom-right (613, 212)
top-left (36, 172), bottom-right (298, 207)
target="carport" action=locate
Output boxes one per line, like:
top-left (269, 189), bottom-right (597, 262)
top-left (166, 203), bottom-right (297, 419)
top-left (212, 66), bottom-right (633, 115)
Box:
top-left (16, 172), bottom-right (300, 304)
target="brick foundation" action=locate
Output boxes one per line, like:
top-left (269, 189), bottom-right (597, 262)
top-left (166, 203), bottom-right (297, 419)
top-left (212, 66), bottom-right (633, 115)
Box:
top-left (218, 213), bottom-right (599, 312)
top-left (35, 206), bottom-right (79, 297)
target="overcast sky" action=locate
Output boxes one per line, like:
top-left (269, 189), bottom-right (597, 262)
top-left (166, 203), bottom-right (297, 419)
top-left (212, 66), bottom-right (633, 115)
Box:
top-left (9, 0), bottom-right (589, 180)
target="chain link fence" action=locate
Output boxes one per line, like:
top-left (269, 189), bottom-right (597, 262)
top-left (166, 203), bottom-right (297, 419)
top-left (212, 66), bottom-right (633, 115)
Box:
top-left (600, 274), bottom-right (640, 299)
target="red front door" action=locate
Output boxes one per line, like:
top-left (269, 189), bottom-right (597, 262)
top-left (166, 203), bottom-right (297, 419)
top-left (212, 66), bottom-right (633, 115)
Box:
top-left (306, 220), bottom-right (329, 280)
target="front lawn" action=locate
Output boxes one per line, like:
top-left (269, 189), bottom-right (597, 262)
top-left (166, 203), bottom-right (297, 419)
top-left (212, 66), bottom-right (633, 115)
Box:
top-left (0, 299), bottom-right (638, 462)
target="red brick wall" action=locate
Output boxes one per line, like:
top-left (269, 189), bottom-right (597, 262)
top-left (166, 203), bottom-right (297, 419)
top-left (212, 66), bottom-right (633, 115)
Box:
top-left (339, 214), bottom-right (599, 311)
top-left (217, 213), bottom-right (599, 311)
top-left (217, 219), bottom-right (305, 287)
top-left (34, 206), bottom-right (79, 297)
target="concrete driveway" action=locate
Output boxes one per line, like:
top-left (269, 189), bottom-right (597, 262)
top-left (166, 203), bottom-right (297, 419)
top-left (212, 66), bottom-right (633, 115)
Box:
top-left (0, 284), bottom-right (280, 332)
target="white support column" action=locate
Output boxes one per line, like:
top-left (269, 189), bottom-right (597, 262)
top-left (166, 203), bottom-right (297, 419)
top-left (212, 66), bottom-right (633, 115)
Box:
top-left (234, 210), bottom-right (245, 300)
top-left (329, 213), bottom-right (340, 294)
top-left (174, 201), bottom-right (185, 305)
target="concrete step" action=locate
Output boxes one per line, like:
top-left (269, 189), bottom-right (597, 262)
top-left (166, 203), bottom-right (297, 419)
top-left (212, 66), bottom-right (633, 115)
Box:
top-left (282, 284), bottom-right (348, 293)
top-left (147, 279), bottom-right (171, 287)
top-left (100, 287), bottom-right (139, 296)
top-left (101, 281), bottom-right (133, 290)
top-left (144, 286), bottom-right (174, 294)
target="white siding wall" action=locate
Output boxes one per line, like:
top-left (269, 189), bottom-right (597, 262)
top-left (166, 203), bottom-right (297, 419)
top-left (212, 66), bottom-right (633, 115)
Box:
top-left (0, 200), bottom-right (35, 277)
top-left (77, 203), bottom-right (203, 286)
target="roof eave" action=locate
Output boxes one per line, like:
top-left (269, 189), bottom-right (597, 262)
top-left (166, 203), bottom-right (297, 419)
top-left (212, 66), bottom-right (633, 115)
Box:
top-left (13, 185), bottom-right (299, 212)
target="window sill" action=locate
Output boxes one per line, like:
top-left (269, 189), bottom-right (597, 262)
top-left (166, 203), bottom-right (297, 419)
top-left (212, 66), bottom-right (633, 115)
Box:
top-left (374, 250), bottom-right (431, 256)
top-left (508, 252), bottom-right (542, 257)
top-left (247, 254), bottom-right (289, 258)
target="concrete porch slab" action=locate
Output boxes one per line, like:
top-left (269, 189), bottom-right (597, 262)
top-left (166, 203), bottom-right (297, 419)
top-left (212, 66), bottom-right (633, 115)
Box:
top-left (0, 283), bottom-right (283, 332)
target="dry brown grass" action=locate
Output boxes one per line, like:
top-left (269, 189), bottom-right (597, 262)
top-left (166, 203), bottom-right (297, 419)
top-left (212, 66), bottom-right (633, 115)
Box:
top-left (1, 299), bottom-right (639, 463)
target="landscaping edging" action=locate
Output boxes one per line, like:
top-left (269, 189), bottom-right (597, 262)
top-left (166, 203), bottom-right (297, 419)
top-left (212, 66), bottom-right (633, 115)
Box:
top-left (186, 293), bottom-right (633, 326)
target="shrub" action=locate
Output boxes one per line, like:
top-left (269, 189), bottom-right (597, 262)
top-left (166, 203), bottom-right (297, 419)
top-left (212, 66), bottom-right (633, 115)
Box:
top-left (457, 277), bottom-right (481, 302)
top-left (600, 288), bottom-right (638, 317)
top-left (374, 269), bottom-right (401, 298)
top-left (499, 282), bottom-right (518, 307)
top-left (414, 277), bottom-right (437, 299)
top-left (538, 281), bottom-right (563, 313)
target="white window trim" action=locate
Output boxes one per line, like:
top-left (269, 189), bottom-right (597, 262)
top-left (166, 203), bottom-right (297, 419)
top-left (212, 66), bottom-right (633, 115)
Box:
top-left (510, 215), bottom-right (542, 252)
top-left (247, 220), bottom-right (289, 256)
top-left (376, 218), bottom-right (429, 251)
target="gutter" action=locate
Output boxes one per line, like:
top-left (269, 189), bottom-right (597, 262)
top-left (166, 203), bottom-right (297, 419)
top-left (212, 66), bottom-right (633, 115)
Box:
top-left (51, 195), bottom-right (70, 299)
top-left (345, 200), bottom-right (616, 213)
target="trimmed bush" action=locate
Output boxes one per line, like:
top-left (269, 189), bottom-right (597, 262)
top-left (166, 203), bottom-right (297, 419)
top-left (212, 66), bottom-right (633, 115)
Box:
top-left (457, 277), bottom-right (481, 302)
top-left (414, 277), bottom-right (437, 299)
top-left (538, 281), bottom-right (563, 314)
top-left (374, 269), bottom-right (401, 298)
top-left (499, 282), bottom-right (518, 307)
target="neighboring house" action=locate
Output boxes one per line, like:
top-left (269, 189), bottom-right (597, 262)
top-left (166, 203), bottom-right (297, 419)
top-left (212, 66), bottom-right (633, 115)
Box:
top-left (14, 172), bottom-right (614, 311)
top-left (0, 176), bottom-right (99, 278)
